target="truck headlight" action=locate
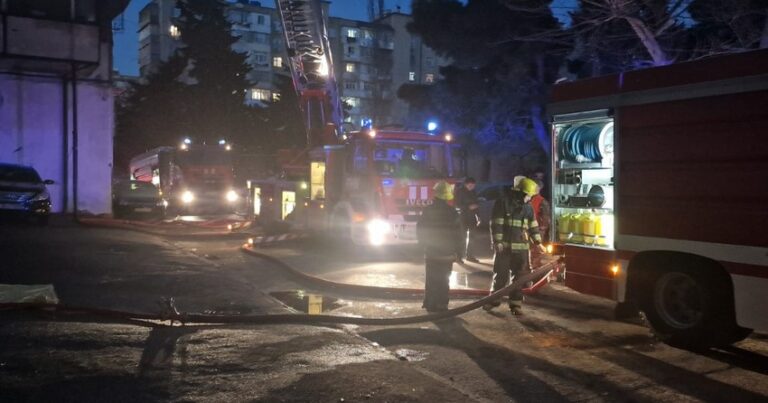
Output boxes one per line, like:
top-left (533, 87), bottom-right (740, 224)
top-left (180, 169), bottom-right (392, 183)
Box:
top-left (367, 219), bottom-right (390, 246)
top-left (181, 191), bottom-right (194, 204)
top-left (226, 190), bottom-right (239, 202)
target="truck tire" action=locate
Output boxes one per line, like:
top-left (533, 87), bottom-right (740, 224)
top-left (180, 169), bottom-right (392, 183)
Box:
top-left (640, 264), bottom-right (751, 348)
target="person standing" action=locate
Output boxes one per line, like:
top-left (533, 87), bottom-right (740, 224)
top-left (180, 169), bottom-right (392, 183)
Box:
top-left (416, 181), bottom-right (463, 312)
top-left (529, 180), bottom-right (551, 242)
top-left (485, 177), bottom-right (546, 316)
top-left (454, 177), bottom-right (480, 263)
top-left (529, 179), bottom-right (552, 268)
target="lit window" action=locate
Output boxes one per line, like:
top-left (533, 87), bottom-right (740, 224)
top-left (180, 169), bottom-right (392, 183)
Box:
top-left (425, 73), bottom-right (434, 83)
top-left (271, 92), bottom-right (281, 102)
top-left (169, 25), bottom-right (180, 39)
top-left (250, 88), bottom-right (270, 101)
top-left (344, 97), bottom-right (360, 108)
top-left (346, 28), bottom-right (359, 38)
top-left (408, 72), bottom-right (415, 81)
top-left (273, 56), bottom-right (283, 68)
top-left (346, 63), bottom-right (355, 73)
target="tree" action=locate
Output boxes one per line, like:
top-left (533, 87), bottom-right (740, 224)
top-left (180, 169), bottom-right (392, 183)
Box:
top-left (115, 0), bottom-right (272, 171)
top-left (115, 54), bottom-right (188, 170)
top-left (407, 0), bottom-right (564, 157)
top-left (174, 0), bottom-right (256, 145)
top-left (565, 0), bottom-right (691, 70)
top-left (687, 0), bottom-right (768, 55)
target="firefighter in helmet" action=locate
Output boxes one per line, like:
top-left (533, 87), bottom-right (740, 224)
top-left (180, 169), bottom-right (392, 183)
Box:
top-left (485, 177), bottom-right (546, 315)
top-left (416, 181), bottom-right (463, 312)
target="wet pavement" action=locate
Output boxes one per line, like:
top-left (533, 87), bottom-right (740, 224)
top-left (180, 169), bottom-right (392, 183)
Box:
top-left (1, 217), bottom-right (767, 402)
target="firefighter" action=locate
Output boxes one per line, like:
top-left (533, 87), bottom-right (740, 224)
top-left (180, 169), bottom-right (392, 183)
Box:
top-left (529, 179), bottom-right (552, 268)
top-left (416, 181), bottom-right (463, 312)
top-left (485, 177), bottom-right (546, 315)
top-left (454, 177), bottom-right (480, 263)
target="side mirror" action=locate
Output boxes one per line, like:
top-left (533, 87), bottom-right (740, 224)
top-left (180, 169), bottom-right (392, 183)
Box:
top-left (44, 179), bottom-right (55, 185)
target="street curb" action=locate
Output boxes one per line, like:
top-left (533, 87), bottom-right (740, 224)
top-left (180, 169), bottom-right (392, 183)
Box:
top-left (77, 217), bottom-right (256, 240)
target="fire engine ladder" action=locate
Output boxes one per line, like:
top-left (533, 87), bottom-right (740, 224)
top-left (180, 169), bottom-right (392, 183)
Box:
top-left (275, 0), bottom-right (344, 147)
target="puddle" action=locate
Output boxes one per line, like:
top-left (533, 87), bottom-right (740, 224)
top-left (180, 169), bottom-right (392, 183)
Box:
top-left (202, 303), bottom-right (256, 315)
top-left (450, 271), bottom-right (491, 289)
top-left (270, 291), bottom-right (344, 313)
top-left (394, 348), bottom-right (429, 362)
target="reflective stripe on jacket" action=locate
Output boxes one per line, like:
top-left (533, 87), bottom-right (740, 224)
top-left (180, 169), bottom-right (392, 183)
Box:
top-left (490, 190), bottom-right (542, 251)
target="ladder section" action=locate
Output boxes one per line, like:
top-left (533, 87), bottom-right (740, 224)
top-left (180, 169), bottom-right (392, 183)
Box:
top-left (275, 0), bottom-right (343, 145)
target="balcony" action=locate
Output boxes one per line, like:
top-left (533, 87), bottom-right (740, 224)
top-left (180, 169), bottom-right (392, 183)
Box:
top-left (1, 14), bottom-right (100, 74)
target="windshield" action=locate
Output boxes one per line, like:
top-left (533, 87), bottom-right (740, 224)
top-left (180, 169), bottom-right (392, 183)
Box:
top-left (176, 147), bottom-right (232, 167)
top-left (0, 165), bottom-right (42, 183)
top-left (122, 181), bottom-right (158, 192)
top-left (373, 141), bottom-right (448, 179)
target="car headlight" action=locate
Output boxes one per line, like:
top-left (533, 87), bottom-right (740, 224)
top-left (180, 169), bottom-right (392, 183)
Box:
top-left (226, 190), bottom-right (239, 202)
top-left (367, 218), bottom-right (390, 246)
top-left (28, 191), bottom-right (49, 202)
top-left (181, 191), bottom-right (194, 204)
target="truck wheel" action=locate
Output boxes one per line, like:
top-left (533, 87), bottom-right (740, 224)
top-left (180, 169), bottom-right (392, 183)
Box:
top-left (641, 266), bottom-right (751, 348)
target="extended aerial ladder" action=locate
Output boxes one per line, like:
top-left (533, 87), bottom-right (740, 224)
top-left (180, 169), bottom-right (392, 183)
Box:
top-left (275, 0), bottom-right (344, 147)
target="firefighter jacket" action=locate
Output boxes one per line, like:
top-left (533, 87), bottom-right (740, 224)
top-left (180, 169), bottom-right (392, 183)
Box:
top-left (417, 198), bottom-right (463, 258)
top-left (491, 189), bottom-right (543, 251)
top-left (454, 185), bottom-right (480, 227)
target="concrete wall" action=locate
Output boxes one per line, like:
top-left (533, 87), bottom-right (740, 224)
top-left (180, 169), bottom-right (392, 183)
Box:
top-left (0, 74), bottom-right (114, 214)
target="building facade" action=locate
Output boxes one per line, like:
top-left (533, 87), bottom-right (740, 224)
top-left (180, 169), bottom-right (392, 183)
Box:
top-left (0, 0), bottom-right (129, 214)
top-left (137, 0), bottom-right (448, 130)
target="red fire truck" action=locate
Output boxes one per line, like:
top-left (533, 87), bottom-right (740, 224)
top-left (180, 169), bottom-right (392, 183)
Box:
top-left (548, 49), bottom-right (768, 347)
top-left (250, 0), bottom-right (462, 245)
top-left (129, 142), bottom-right (240, 215)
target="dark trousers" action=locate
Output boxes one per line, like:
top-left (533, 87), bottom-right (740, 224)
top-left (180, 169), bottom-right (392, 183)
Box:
top-left (460, 214), bottom-right (478, 259)
top-left (423, 257), bottom-right (453, 310)
top-left (490, 250), bottom-right (529, 308)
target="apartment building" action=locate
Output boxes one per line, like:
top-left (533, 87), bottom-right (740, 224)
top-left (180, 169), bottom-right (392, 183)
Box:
top-left (137, 0), bottom-right (447, 129)
top-left (0, 0), bottom-right (130, 214)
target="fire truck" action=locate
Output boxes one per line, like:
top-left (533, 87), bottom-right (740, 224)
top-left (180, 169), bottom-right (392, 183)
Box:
top-left (548, 49), bottom-right (768, 347)
top-left (129, 141), bottom-right (240, 215)
top-left (250, 0), bottom-right (462, 244)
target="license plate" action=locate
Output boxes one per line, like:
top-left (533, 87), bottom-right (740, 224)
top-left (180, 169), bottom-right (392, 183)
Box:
top-left (0, 203), bottom-right (24, 210)
top-left (135, 207), bottom-right (152, 212)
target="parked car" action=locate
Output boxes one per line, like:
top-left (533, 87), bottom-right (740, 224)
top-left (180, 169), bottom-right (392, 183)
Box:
top-left (475, 182), bottom-right (514, 228)
top-left (112, 180), bottom-right (166, 219)
top-left (0, 163), bottom-right (53, 225)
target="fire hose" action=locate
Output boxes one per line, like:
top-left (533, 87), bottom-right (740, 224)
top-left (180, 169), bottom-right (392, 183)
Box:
top-left (241, 244), bottom-right (558, 297)
top-left (0, 260), bottom-right (558, 327)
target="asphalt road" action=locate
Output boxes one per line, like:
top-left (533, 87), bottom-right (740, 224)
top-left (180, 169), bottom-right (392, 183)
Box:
top-left (1, 217), bottom-right (767, 402)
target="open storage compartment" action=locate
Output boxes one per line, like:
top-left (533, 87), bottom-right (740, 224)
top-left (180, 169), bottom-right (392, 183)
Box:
top-left (552, 110), bottom-right (615, 249)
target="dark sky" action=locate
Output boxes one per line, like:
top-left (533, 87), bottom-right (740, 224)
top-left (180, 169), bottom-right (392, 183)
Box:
top-left (113, 0), bottom-right (574, 76)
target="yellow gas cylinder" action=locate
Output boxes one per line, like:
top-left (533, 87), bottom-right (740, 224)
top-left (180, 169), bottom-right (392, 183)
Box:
top-left (582, 213), bottom-right (597, 245)
top-left (570, 213), bottom-right (584, 244)
top-left (558, 213), bottom-right (571, 242)
top-left (594, 213), bottom-right (605, 246)
top-left (596, 214), bottom-right (613, 246)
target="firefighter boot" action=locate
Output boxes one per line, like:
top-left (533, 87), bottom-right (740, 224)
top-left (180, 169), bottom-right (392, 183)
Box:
top-left (509, 300), bottom-right (524, 316)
